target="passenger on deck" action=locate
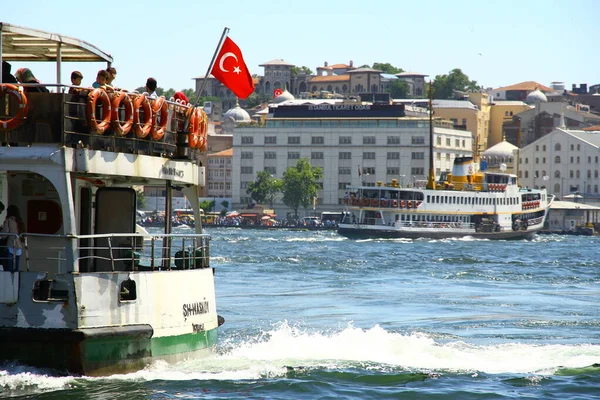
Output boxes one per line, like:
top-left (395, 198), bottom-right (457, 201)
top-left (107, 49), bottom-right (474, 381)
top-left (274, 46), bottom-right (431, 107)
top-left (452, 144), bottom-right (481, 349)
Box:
top-left (68, 70), bottom-right (83, 94)
top-left (92, 69), bottom-right (109, 89)
top-left (1, 205), bottom-right (24, 273)
top-left (106, 67), bottom-right (121, 91)
top-left (145, 77), bottom-right (158, 99)
top-left (1, 61), bottom-right (18, 84)
top-left (14, 68), bottom-right (49, 93)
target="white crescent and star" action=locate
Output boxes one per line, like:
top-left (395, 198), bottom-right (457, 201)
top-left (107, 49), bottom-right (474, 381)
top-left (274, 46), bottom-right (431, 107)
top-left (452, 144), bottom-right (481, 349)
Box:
top-left (219, 52), bottom-right (242, 74)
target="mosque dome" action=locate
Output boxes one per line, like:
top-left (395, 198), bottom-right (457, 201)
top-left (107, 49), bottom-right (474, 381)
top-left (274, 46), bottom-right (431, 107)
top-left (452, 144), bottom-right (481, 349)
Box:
top-left (525, 87), bottom-right (547, 104)
top-left (273, 88), bottom-right (295, 103)
top-left (483, 139), bottom-right (518, 166)
top-left (223, 101), bottom-right (251, 123)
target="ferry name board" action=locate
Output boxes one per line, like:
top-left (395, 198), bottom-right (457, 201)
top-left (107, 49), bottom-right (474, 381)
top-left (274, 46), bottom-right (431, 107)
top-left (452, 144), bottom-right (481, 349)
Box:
top-left (272, 104), bottom-right (405, 118)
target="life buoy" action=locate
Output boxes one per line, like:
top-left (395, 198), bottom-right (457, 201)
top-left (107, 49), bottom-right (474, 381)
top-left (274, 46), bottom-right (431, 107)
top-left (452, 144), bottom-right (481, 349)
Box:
top-left (381, 199), bottom-right (389, 207)
top-left (407, 200), bottom-right (413, 208)
top-left (87, 88), bottom-right (111, 134)
top-left (361, 198), bottom-right (370, 207)
top-left (352, 198), bottom-right (358, 206)
top-left (343, 198), bottom-right (349, 205)
top-left (500, 184), bottom-right (506, 191)
top-left (415, 201), bottom-right (422, 208)
top-left (400, 200), bottom-right (406, 208)
top-left (392, 200), bottom-right (398, 208)
top-left (131, 94), bottom-right (152, 138)
top-left (371, 199), bottom-right (379, 207)
top-left (186, 106), bottom-right (199, 148)
top-left (150, 96), bottom-right (168, 141)
top-left (193, 107), bottom-right (208, 150)
top-left (0, 84), bottom-right (28, 131)
top-left (110, 91), bottom-right (134, 136)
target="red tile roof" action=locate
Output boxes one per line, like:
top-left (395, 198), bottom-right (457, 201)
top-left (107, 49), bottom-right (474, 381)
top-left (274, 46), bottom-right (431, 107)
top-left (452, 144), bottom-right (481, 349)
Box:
top-left (493, 81), bottom-right (555, 92)
top-left (309, 75), bottom-right (350, 83)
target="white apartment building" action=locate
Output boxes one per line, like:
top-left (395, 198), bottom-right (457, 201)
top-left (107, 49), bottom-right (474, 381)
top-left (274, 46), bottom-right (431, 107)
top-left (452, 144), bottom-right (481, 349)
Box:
top-left (231, 103), bottom-right (473, 214)
top-left (518, 127), bottom-right (600, 202)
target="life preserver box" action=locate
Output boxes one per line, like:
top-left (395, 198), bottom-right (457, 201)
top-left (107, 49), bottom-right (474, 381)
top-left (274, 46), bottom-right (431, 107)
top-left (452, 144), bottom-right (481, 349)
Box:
top-left (87, 88), bottom-right (112, 134)
top-left (0, 84), bottom-right (28, 131)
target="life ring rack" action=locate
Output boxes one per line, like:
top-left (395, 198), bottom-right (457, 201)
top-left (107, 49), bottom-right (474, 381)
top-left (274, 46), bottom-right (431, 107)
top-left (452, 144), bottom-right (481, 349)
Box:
top-left (0, 84), bottom-right (28, 131)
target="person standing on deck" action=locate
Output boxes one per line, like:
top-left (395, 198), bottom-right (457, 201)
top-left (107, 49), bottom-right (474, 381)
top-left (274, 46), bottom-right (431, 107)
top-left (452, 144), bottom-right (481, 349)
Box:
top-left (0, 205), bottom-right (24, 273)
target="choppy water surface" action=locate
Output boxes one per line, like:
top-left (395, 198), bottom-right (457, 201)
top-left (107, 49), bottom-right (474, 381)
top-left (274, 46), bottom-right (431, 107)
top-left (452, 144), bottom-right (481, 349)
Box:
top-left (2, 229), bottom-right (600, 399)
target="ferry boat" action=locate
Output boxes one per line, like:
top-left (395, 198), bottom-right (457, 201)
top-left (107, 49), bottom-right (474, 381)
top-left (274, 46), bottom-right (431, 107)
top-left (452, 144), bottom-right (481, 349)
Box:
top-left (0, 23), bottom-right (219, 375)
top-left (338, 88), bottom-right (553, 240)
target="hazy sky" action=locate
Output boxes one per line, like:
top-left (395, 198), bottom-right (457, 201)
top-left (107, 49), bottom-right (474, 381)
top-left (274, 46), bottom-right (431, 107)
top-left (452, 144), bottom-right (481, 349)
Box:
top-left (2, 0), bottom-right (598, 93)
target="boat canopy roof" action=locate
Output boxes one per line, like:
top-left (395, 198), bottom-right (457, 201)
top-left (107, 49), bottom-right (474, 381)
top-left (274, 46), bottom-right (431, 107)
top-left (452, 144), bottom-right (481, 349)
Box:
top-left (1, 22), bottom-right (112, 63)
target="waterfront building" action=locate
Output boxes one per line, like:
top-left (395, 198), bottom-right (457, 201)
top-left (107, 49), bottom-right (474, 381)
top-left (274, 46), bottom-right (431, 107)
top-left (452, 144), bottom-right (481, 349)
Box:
top-left (231, 102), bottom-right (473, 215)
top-left (206, 148), bottom-right (233, 211)
top-left (394, 72), bottom-right (428, 98)
top-left (518, 127), bottom-right (600, 204)
top-left (488, 100), bottom-right (532, 148)
top-left (487, 81), bottom-right (555, 101)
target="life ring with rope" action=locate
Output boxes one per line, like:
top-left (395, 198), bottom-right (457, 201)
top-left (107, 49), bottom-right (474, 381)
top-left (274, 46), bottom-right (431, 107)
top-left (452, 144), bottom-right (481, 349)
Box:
top-left (400, 200), bottom-right (406, 208)
top-left (361, 198), bottom-right (370, 207)
top-left (381, 199), bottom-right (389, 207)
top-left (186, 106), bottom-right (200, 148)
top-left (110, 91), bottom-right (134, 136)
top-left (371, 199), bottom-right (379, 207)
top-left (150, 96), bottom-right (168, 140)
top-left (407, 200), bottom-right (413, 208)
top-left (392, 200), bottom-right (398, 208)
top-left (0, 84), bottom-right (28, 131)
top-left (86, 88), bottom-right (112, 134)
top-left (131, 93), bottom-right (152, 138)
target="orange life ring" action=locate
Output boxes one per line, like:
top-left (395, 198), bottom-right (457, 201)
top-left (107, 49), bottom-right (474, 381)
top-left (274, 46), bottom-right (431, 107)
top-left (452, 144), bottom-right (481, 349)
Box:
top-left (361, 198), bottom-right (370, 207)
top-left (501, 184), bottom-right (506, 191)
top-left (0, 84), bottom-right (28, 131)
top-left (131, 93), bottom-right (152, 138)
top-left (392, 200), bottom-right (398, 208)
top-left (343, 198), bottom-right (349, 205)
top-left (407, 200), bottom-right (413, 208)
top-left (150, 96), bottom-right (168, 141)
top-left (415, 201), bottom-right (422, 208)
top-left (87, 88), bottom-right (112, 134)
top-left (186, 106), bottom-right (199, 148)
top-left (400, 200), bottom-right (406, 208)
top-left (381, 199), bottom-right (389, 207)
top-left (110, 91), bottom-right (134, 136)
top-left (371, 199), bottom-right (379, 207)
top-left (352, 198), bottom-right (358, 206)
top-left (196, 108), bottom-right (208, 151)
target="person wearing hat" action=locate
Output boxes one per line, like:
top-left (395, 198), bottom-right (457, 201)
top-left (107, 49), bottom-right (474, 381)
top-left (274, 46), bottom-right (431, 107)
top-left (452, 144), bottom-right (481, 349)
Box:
top-left (1, 61), bottom-right (18, 84)
top-left (15, 67), bottom-right (49, 93)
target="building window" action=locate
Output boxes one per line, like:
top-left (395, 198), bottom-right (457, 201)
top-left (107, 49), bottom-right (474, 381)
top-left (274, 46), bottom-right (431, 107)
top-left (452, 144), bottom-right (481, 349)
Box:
top-left (264, 151), bottom-right (277, 159)
top-left (554, 156), bottom-right (561, 163)
top-left (339, 136), bottom-right (352, 144)
top-left (554, 170), bottom-right (560, 178)
top-left (363, 152), bottom-right (376, 159)
top-left (264, 166), bottom-right (276, 175)
top-left (363, 136), bottom-right (376, 145)
top-left (387, 152), bottom-right (400, 160)
top-left (577, 144), bottom-right (581, 151)
top-left (363, 167), bottom-right (375, 175)
top-left (570, 170), bottom-right (574, 178)
top-left (446, 138), bottom-right (451, 146)
top-left (555, 143), bottom-right (561, 151)
top-left (412, 152), bottom-right (425, 160)
top-left (240, 166), bottom-right (253, 174)
top-left (455, 139), bottom-right (460, 147)
top-left (339, 152), bottom-right (352, 159)
top-left (536, 145), bottom-right (539, 151)
top-left (241, 136), bottom-right (254, 144)
top-left (311, 152), bottom-right (324, 159)
top-left (338, 182), bottom-right (350, 189)
top-left (312, 136), bottom-right (324, 144)
top-left (576, 170), bottom-right (580, 178)
top-left (288, 136), bottom-right (301, 144)
top-left (339, 167), bottom-right (351, 175)
top-left (412, 136), bottom-right (425, 145)
top-left (436, 137), bottom-right (442, 145)
top-left (241, 152), bottom-right (253, 159)
top-left (288, 152), bottom-right (300, 159)
top-left (240, 182), bottom-right (250, 189)
top-left (411, 167), bottom-right (424, 175)
top-left (587, 170), bottom-right (592, 178)
top-left (387, 136), bottom-right (400, 145)
top-left (570, 144), bottom-right (574, 151)
top-left (264, 136), bottom-right (277, 144)
top-left (387, 167), bottom-right (399, 175)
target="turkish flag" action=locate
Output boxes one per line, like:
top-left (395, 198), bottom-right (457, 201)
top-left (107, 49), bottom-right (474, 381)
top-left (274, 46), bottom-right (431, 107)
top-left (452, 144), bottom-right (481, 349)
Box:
top-left (273, 88), bottom-right (283, 97)
top-left (210, 37), bottom-right (255, 99)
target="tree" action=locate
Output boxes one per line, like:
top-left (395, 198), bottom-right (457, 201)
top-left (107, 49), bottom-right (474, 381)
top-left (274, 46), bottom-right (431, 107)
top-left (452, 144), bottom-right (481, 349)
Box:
top-left (199, 200), bottom-right (214, 214)
top-left (389, 80), bottom-right (409, 98)
top-left (372, 63), bottom-right (403, 74)
top-left (245, 92), bottom-right (270, 108)
top-left (281, 159), bottom-right (324, 218)
top-left (246, 171), bottom-right (282, 207)
top-left (135, 189), bottom-right (146, 209)
top-left (291, 66), bottom-right (313, 76)
top-left (219, 200), bottom-right (229, 217)
top-left (432, 68), bottom-right (480, 99)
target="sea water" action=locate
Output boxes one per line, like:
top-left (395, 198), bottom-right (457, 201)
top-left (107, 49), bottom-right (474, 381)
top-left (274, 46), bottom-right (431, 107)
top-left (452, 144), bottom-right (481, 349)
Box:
top-left (1, 228), bottom-right (600, 399)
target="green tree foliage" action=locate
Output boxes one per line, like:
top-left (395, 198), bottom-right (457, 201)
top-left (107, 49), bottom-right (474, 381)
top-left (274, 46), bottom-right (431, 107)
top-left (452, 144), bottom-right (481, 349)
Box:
top-left (432, 68), bottom-right (480, 99)
top-left (199, 200), bottom-right (214, 214)
top-left (281, 159), bottom-right (324, 218)
top-left (389, 80), bottom-right (410, 98)
top-left (245, 92), bottom-right (271, 108)
top-left (219, 200), bottom-right (229, 217)
top-left (372, 63), bottom-right (404, 74)
top-left (135, 189), bottom-right (146, 209)
top-left (291, 66), bottom-right (314, 76)
top-left (246, 171), bottom-right (282, 207)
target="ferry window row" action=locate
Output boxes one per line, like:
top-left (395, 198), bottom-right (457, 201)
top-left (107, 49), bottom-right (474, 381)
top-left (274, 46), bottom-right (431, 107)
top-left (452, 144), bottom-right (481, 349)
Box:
top-left (265, 119), bottom-right (430, 128)
top-left (254, 135), bottom-right (432, 146)
top-left (426, 194), bottom-right (519, 206)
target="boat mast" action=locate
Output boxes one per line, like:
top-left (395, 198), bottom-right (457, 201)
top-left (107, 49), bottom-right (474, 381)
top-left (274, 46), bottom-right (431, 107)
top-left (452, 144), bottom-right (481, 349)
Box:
top-left (426, 81), bottom-right (436, 190)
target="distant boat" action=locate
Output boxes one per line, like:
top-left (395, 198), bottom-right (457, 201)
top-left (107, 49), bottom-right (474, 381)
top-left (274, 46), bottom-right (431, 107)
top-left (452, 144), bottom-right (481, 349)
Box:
top-left (0, 23), bottom-right (219, 375)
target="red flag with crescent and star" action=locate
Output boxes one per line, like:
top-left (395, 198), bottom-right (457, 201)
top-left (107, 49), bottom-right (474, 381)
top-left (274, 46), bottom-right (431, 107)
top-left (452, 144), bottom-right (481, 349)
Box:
top-left (210, 37), bottom-right (255, 99)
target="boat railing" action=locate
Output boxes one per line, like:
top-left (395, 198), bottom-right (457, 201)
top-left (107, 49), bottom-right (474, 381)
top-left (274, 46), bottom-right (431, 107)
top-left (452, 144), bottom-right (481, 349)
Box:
top-left (393, 221), bottom-right (475, 229)
top-left (3, 232), bottom-right (211, 274)
top-left (0, 84), bottom-right (206, 162)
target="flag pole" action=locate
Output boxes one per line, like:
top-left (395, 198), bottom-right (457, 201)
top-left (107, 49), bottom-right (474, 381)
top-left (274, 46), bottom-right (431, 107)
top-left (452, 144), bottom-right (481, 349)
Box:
top-left (183, 26), bottom-right (230, 132)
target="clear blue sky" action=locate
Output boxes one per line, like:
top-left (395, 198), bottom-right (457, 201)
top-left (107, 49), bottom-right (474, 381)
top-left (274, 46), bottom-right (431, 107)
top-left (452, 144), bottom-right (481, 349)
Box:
top-left (3, 0), bottom-right (598, 93)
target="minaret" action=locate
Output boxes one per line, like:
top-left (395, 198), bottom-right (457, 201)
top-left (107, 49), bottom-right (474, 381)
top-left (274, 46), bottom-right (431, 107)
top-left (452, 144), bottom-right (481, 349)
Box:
top-left (558, 110), bottom-right (566, 129)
